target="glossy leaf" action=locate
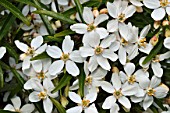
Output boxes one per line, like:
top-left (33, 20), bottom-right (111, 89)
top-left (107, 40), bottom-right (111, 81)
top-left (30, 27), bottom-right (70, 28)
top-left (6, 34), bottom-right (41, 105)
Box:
top-left (50, 97), bottom-right (66, 113)
top-left (78, 66), bottom-right (85, 97)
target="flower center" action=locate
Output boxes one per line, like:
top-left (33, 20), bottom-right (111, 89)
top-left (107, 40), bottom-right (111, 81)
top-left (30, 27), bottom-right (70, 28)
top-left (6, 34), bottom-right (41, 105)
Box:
top-left (82, 99), bottom-right (90, 107)
top-left (37, 72), bottom-right (45, 80)
top-left (118, 13), bottom-right (126, 22)
top-left (85, 76), bottom-right (92, 85)
top-left (87, 24), bottom-right (96, 31)
top-left (147, 88), bottom-right (156, 96)
top-left (120, 38), bottom-right (128, 46)
top-left (128, 75), bottom-right (136, 84)
top-left (95, 46), bottom-right (103, 55)
top-left (38, 91), bottom-right (47, 100)
top-left (139, 38), bottom-right (147, 48)
top-left (160, 0), bottom-right (169, 7)
top-left (152, 55), bottom-right (160, 62)
top-left (61, 53), bottom-right (69, 61)
top-left (113, 90), bottom-right (122, 99)
top-left (15, 109), bottom-right (21, 112)
top-left (26, 47), bottom-right (35, 55)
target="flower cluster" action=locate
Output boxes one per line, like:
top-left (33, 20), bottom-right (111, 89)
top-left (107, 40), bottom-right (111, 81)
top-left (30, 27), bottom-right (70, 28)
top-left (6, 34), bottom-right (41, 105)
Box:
top-left (0, 0), bottom-right (170, 113)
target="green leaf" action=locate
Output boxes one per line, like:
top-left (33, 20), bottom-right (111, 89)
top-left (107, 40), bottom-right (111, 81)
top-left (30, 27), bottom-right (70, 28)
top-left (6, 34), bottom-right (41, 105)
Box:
top-left (79, 66), bottom-right (85, 97)
top-left (0, 3), bottom-right (23, 41)
top-left (2, 43), bottom-right (19, 63)
top-left (31, 52), bottom-right (50, 61)
top-left (52, 74), bottom-right (72, 93)
top-left (74, 0), bottom-right (84, 22)
top-left (0, 61), bottom-right (10, 70)
top-left (33, 10), bottom-right (77, 24)
top-left (50, 97), bottom-right (66, 113)
top-left (15, 0), bottom-right (39, 9)
top-left (142, 38), bottom-right (163, 65)
top-left (0, 109), bottom-right (18, 113)
top-left (44, 30), bottom-right (75, 42)
top-left (11, 68), bottom-right (25, 87)
top-left (0, 65), bottom-right (4, 88)
top-left (0, 0), bottom-right (30, 26)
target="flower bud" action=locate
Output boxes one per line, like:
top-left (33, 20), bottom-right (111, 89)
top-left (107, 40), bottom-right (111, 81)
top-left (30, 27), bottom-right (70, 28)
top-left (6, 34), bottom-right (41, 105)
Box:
top-left (99, 8), bottom-right (108, 14)
top-left (93, 8), bottom-right (99, 17)
top-left (64, 84), bottom-right (70, 97)
top-left (55, 20), bottom-right (61, 28)
top-left (60, 96), bottom-right (69, 108)
top-left (51, 23), bottom-right (57, 31)
top-left (154, 21), bottom-right (161, 29)
top-left (150, 35), bottom-right (159, 46)
top-left (70, 14), bottom-right (76, 20)
top-left (112, 66), bottom-right (119, 73)
top-left (136, 6), bottom-right (143, 13)
top-left (165, 28), bottom-right (170, 38)
top-left (162, 20), bottom-right (169, 26)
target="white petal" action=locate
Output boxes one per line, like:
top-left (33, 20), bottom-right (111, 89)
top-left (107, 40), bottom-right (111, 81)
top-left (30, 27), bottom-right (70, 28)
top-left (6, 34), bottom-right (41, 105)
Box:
top-left (4, 104), bottom-right (15, 111)
top-left (70, 23), bottom-right (88, 34)
top-left (31, 60), bottom-right (42, 73)
top-left (140, 24), bottom-right (151, 38)
top-left (102, 49), bottom-right (118, 62)
top-left (79, 47), bottom-right (94, 57)
top-left (118, 96), bottom-right (131, 109)
top-left (31, 36), bottom-right (43, 50)
top-left (100, 34), bottom-right (116, 48)
top-left (119, 71), bottom-right (128, 83)
top-left (109, 41), bottom-right (120, 52)
top-left (40, 0), bottom-right (51, 4)
top-left (107, 20), bottom-right (118, 32)
top-left (97, 56), bottom-right (111, 70)
top-left (100, 81), bottom-right (114, 93)
top-left (127, 44), bottom-right (138, 60)
top-left (11, 96), bottom-right (21, 109)
top-left (130, 96), bottom-right (143, 103)
top-left (46, 46), bottom-right (62, 58)
top-left (102, 96), bottom-right (116, 109)
top-left (15, 40), bottom-right (28, 53)
top-left (107, 2), bottom-right (117, 18)
top-left (143, 95), bottom-right (153, 110)
top-left (166, 7), bottom-right (170, 15)
top-left (111, 73), bottom-right (121, 90)
top-left (0, 47), bottom-right (6, 59)
top-left (43, 78), bottom-right (55, 92)
top-left (151, 62), bottom-right (163, 77)
top-left (143, 0), bottom-right (160, 9)
top-left (43, 97), bottom-right (53, 113)
top-left (150, 76), bottom-right (161, 88)
top-left (21, 104), bottom-right (35, 113)
top-left (62, 35), bottom-right (74, 54)
top-left (83, 7), bottom-right (94, 24)
top-left (118, 46), bottom-right (126, 65)
top-left (22, 5), bottom-right (29, 16)
top-left (91, 67), bottom-right (107, 79)
top-left (124, 63), bottom-right (135, 76)
top-left (122, 83), bottom-right (137, 96)
top-left (154, 85), bottom-right (169, 98)
top-left (34, 43), bottom-right (47, 55)
top-left (88, 56), bottom-right (98, 72)
top-left (88, 32), bottom-right (100, 48)
top-left (70, 50), bottom-right (84, 63)
top-left (66, 106), bottom-right (82, 113)
top-left (130, 0), bottom-right (143, 6)
top-left (124, 5), bottom-right (136, 18)
top-left (164, 38), bottom-right (170, 49)
top-left (159, 51), bottom-right (170, 61)
top-left (139, 56), bottom-right (150, 68)
top-left (22, 56), bottom-right (31, 70)
top-left (95, 28), bottom-right (109, 39)
top-left (94, 14), bottom-right (108, 26)
top-left (49, 60), bottom-right (64, 75)
top-left (42, 58), bottom-right (51, 72)
top-left (85, 104), bottom-right (98, 113)
top-left (57, 0), bottom-right (68, 5)
top-left (39, 25), bottom-right (49, 36)
top-left (86, 93), bottom-right (97, 103)
top-left (151, 8), bottom-right (165, 21)
top-left (69, 92), bottom-right (82, 104)
top-left (110, 103), bottom-right (120, 113)
top-left (29, 91), bottom-right (41, 102)
top-left (66, 60), bottom-right (79, 76)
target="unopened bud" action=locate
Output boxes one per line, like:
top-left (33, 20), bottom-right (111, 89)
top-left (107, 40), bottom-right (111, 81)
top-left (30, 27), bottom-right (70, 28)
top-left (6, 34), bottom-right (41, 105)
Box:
top-left (99, 8), bottom-right (108, 14)
top-left (93, 8), bottom-right (99, 17)
top-left (70, 14), bottom-right (76, 20)
top-left (64, 84), bottom-right (70, 97)
top-left (112, 66), bottom-right (119, 73)
top-left (150, 35), bottom-right (159, 46)
top-left (51, 23), bottom-right (57, 31)
top-left (165, 28), bottom-right (170, 38)
top-left (136, 6), bottom-right (143, 13)
top-left (55, 20), bottom-right (61, 28)
top-left (154, 21), bottom-right (161, 29)
top-left (60, 96), bottom-right (69, 108)
top-left (162, 20), bottom-right (169, 26)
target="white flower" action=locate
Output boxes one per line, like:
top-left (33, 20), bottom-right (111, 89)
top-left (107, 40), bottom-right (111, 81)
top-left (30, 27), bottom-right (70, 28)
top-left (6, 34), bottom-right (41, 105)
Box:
top-left (67, 92), bottom-right (98, 113)
top-left (139, 76), bottom-right (169, 110)
top-left (70, 7), bottom-right (109, 44)
top-left (164, 37), bottom-right (170, 49)
top-left (70, 61), bottom-right (107, 95)
top-left (29, 78), bottom-right (58, 113)
top-left (128, 0), bottom-right (143, 7)
top-left (15, 35), bottom-right (47, 70)
top-left (0, 46), bottom-right (6, 59)
top-left (143, 0), bottom-right (170, 20)
top-left (47, 35), bottom-right (84, 76)
top-left (139, 51), bottom-right (170, 77)
top-left (79, 32), bottom-right (118, 71)
top-left (4, 96), bottom-right (35, 113)
top-left (106, 0), bottom-right (136, 32)
top-left (101, 73), bottom-right (137, 110)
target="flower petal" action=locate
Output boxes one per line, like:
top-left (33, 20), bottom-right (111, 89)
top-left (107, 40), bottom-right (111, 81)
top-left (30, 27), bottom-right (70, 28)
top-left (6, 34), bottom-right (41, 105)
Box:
top-left (79, 47), bottom-right (94, 57)
top-left (124, 63), bottom-right (135, 76)
top-left (46, 45), bottom-right (62, 59)
top-left (31, 36), bottom-right (43, 50)
top-left (102, 49), bottom-right (118, 62)
top-left (15, 40), bottom-right (28, 53)
top-left (31, 60), bottom-right (42, 73)
top-left (97, 56), bottom-right (111, 70)
top-left (83, 7), bottom-right (94, 24)
top-left (69, 92), bottom-right (82, 104)
top-left (11, 96), bottom-right (21, 109)
top-left (100, 34), bottom-right (116, 48)
top-left (143, 95), bottom-right (153, 110)
top-left (151, 62), bottom-right (163, 77)
top-left (43, 97), bottom-right (53, 113)
top-left (102, 96), bottom-right (116, 109)
top-left (94, 14), bottom-right (108, 26)
top-left (150, 76), bottom-right (161, 88)
top-left (95, 28), bottom-right (109, 39)
top-left (62, 36), bottom-right (74, 54)
top-left (151, 8), bottom-right (165, 21)
top-left (70, 51), bottom-right (84, 63)
top-left (164, 38), bottom-right (170, 49)
top-left (143, 0), bottom-right (160, 9)
top-left (100, 81), bottom-right (114, 93)
top-left (118, 96), bottom-right (131, 109)
top-left (86, 93), bottom-right (97, 103)
top-left (66, 106), bottom-right (82, 113)
top-left (49, 60), bottom-right (64, 75)
top-left (118, 46), bottom-right (126, 65)
top-left (88, 56), bottom-right (98, 72)
top-left (107, 20), bottom-right (118, 32)
top-left (29, 91), bottom-right (41, 102)
top-left (111, 73), bottom-right (121, 90)
top-left (66, 60), bottom-right (79, 76)
top-left (0, 47), bottom-right (6, 59)
top-left (107, 2), bottom-right (117, 18)
top-left (21, 104), bottom-right (35, 113)
top-left (70, 23), bottom-right (88, 34)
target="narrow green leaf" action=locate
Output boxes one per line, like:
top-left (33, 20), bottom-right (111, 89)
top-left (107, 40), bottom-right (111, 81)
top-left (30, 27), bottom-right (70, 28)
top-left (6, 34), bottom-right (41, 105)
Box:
top-left (150, 106), bottom-right (159, 113)
top-left (33, 0), bottom-right (55, 35)
top-left (142, 38), bottom-right (163, 65)
top-left (15, 0), bottom-right (39, 9)
top-left (0, 0), bottom-right (30, 26)
top-left (50, 97), bottom-right (66, 113)
top-left (0, 61), bottom-right (10, 70)
top-left (11, 68), bottom-right (25, 87)
top-left (2, 43), bottom-right (19, 63)
top-left (0, 65), bottom-right (4, 88)
top-left (74, 0), bottom-right (84, 22)
top-left (33, 10), bottom-right (77, 24)
top-left (0, 3), bottom-right (23, 41)
top-left (0, 109), bottom-right (18, 113)
top-left (31, 52), bottom-right (50, 61)
top-left (52, 74), bottom-right (72, 93)
top-left (79, 66), bottom-right (85, 97)
top-left (44, 30), bottom-right (75, 42)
